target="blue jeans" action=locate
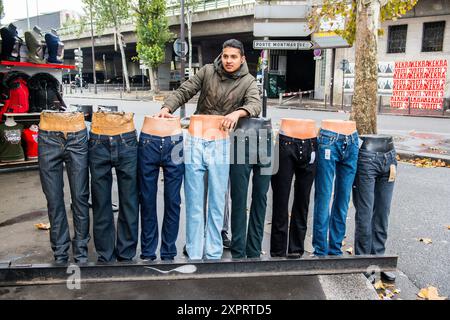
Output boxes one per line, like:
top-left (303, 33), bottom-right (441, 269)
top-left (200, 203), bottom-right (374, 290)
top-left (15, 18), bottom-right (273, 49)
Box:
top-left (184, 135), bottom-right (230, 260)
top-left (138, 133), bottom-right (184, 260)
top-left (38, 129), bottom-right (90, 263)
top-left (89, 131), bottom-right (139, 262)
top-left (313, 129), bottom-right (359, 256)
top-left (353, 149), bottom-right (397, 255)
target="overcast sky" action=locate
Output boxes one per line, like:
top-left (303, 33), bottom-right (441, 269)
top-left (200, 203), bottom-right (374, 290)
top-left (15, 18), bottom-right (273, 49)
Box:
top-left (2, 0), bottom-right (84, 24)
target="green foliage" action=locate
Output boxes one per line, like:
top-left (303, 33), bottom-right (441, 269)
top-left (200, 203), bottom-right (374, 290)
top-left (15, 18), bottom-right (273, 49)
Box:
top-left (134, 0), bottom-right (174, 69)
top-left (308, 0), bottom-right (418, 45)
top-left (0, 0), bottom-right (4, 21)
top-left (82, 0), bottom-right (130, 33)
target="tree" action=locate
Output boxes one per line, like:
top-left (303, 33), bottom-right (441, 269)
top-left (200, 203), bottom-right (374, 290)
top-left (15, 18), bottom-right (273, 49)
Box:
top-left (83, 0), bottom-right (132, 92)
top-left (0, 0), bottom-right (4, 24)
top-left (134, 0), bottom-right (173, 94)
top-left (309, 0), bottom-right (418, 134)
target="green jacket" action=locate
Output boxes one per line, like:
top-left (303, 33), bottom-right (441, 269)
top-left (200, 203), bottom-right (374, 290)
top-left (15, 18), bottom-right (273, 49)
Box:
top-left (163, 56), bottom-right (261, 117)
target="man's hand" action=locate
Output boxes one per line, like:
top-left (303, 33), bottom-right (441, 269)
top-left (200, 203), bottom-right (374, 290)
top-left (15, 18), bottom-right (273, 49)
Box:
top-left (221, 110), bottom-right (248, 131)
top-left (156, 107), bottom-right (175, 118)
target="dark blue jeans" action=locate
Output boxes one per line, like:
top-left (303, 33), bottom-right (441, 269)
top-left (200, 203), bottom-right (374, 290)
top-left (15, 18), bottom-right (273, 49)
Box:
top-left (38, 129), bottom-right (90, 263)
top-left (138, 133), bottom-right (184, 260)
top-left (89, 131), bottom-right (139, 262)
top-left (313, 129), bottom-right (359, 256)
top-left (353, 149), bottom-right (397, 255)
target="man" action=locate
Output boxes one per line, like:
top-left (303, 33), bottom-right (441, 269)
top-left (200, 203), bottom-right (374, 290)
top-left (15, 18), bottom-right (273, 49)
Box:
top-left (157, 39), bottom-right (261, 258)
top-left (157, 39), bottom-right (260, 127)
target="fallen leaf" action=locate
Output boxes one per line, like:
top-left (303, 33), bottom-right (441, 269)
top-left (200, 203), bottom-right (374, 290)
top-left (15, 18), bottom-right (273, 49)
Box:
top-left (35, 222), bottom-right (50, 230)
top-left (417, 286), bottom-right (447, 300)
top-left (393, 289), bottom-right (401, 294)
top-left (419, 238), bottom-right (433, 244)
top-left (345, 247), bottom-right (353, 255)
top-left (374, 281), bottom-right (385, 290)
top-left (385, 289), bottom-right (394, 298)
top-left (342, 241), bottom-right (346, 247)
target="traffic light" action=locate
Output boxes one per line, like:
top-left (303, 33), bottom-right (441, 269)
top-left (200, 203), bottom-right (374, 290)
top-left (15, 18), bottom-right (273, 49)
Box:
top-left (74, 48), bottom-right (83, 69)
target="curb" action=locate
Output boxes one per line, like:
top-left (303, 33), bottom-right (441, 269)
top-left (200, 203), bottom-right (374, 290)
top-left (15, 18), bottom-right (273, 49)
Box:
top-left (64, 95), bottom-right (154, 102)
top-left (269, 104), bottom-right (450, 119)
top-left (396, 151), bottom-right (450, 165)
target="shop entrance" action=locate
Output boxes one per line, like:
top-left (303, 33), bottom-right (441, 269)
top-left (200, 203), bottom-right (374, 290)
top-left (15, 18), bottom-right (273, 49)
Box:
top-left (286, 50), bottom-right (316, 93)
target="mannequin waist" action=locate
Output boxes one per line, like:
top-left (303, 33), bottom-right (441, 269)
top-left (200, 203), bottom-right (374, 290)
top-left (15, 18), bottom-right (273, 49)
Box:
top-left (91, 112), bottom-right (135, 136)
top-left (360, 135), bottom-right (395, 152)
top-left (39, 112), bottom-right (86, 132)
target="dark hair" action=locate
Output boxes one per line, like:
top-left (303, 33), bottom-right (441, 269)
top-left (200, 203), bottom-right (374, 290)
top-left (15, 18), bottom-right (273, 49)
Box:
top-left (222, 39), bottom-right (245, 56)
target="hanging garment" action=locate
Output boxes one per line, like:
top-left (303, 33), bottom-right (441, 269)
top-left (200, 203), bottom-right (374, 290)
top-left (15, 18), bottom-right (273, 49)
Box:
top-left (45, 32), bottom-right (64, 64)
top-left (22, 127), bottom-right (39, 160)
top-left (0, 71), bottom-right (30, 119)
top-left (0, 24), bottom-right (23, 62)
top-left (28, 73), bottom-right (66, 112)
top-left (0, 122), bottom-right (25, 162)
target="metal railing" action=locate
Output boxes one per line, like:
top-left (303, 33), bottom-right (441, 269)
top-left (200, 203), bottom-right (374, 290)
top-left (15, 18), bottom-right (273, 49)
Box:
top-left (58, 0), bottom-right (255, 37)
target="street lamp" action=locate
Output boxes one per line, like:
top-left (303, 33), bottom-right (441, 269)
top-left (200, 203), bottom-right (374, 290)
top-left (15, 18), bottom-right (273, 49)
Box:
top-left (90, 4), bottom-right (97, 94)
top-left (26, 0), bottom-right (30, 30)
top-left (180, 0), bottom-right (186, 119)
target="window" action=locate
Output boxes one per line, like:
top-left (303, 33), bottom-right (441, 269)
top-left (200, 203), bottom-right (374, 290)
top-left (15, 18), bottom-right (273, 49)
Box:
top-left (320, 50), bottom-right (327, 87)
top-left (387, 25), bottom-right (408, 53)
top-left (422, 21), bottom-right (445, 52)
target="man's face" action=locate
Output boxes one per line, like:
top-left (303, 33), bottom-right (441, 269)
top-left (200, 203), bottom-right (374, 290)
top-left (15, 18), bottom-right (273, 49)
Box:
top-left (221, 47), bottom-right (245, 74)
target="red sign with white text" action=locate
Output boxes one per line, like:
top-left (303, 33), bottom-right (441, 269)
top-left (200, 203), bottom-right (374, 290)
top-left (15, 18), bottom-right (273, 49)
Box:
top-left (390, 59), bottom-right (447, 110)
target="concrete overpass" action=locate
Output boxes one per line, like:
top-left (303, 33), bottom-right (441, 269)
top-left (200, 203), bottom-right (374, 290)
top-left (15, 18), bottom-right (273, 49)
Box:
top-left (58, 0), bottom-right (257, 89)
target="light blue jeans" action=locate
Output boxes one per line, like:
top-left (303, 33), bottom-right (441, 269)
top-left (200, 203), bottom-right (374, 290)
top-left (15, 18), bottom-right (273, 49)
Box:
top-left (184, 134), bottom-right (230, 260)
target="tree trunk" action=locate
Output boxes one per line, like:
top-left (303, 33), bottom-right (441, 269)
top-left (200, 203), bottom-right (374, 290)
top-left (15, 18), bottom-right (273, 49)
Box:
top-left (116, 29), bottom-right (131, 93)
top-left (350, 0), bottom-right (380, 135)
top-left (149, 66), bottom-right (160, 94)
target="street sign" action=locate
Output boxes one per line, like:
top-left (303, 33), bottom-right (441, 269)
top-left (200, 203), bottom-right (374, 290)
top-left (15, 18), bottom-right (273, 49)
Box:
top-left (312, 31), bottom-right (350, 48)
top-left (74, 49), bottom-right (83, 70)
top-left (254, 22), bottom-right (312, 37)
top-left (254, 4), bottom-right (310, 19)
top-left (173, 38), bottom-right (188, 57)
top-left (253, 40), bottom-right (314, 50)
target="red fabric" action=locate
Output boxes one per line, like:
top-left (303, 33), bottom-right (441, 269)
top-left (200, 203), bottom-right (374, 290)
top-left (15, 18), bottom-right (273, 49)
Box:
top-left (22, 128), bottom-right (38, 159)
top-left (0, 79), bottom-right (29, 118)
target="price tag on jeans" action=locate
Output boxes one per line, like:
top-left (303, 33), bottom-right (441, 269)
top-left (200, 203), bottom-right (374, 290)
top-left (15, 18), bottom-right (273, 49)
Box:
top-left (325, 149), bottom-right (331, 160)
top-left (389, 164), bottom-right (397, 182)
top-left (310, 151), bottom-right (316, 164)
top-left (358, 138), bottom-right (364, 149)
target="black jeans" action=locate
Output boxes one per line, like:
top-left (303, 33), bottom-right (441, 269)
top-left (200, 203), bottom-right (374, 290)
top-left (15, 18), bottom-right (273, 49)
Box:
top-left (230, 127), bottom-right (273, 258)
top-left (353, 149), bottom-right (397, 255)
top-left (38, 129), bottom-right (90, 263)
top-left (271, 134), bottom-right (317, 257)
top-left (89, 131), bottom-right (139, 262)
